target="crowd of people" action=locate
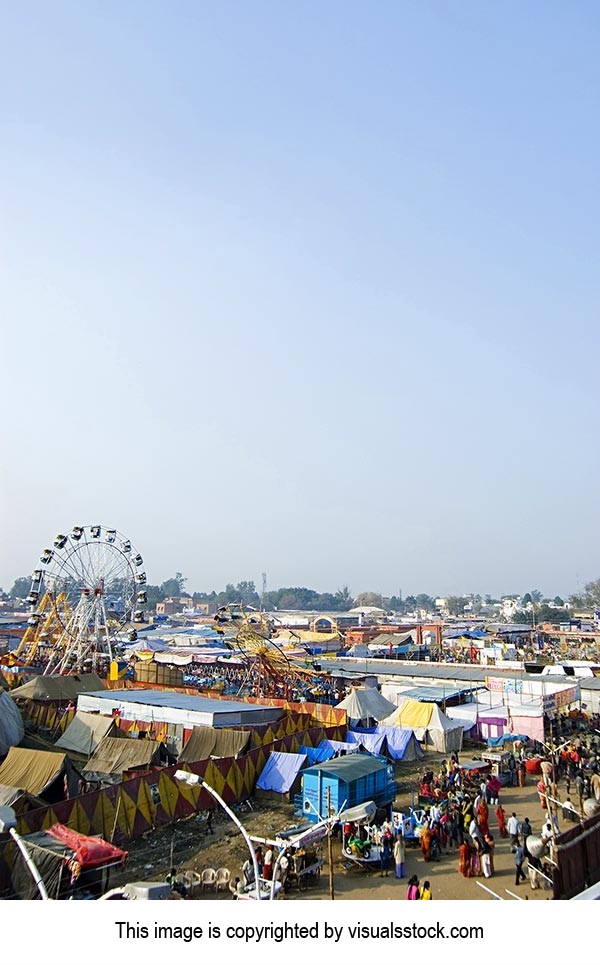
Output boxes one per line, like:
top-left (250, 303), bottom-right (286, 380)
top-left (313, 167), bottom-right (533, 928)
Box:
top-left (416, 713), bottom-right (600, 894)
top-left (182, 660), bottom-right (350, 704)
top-left (413, 748), bottom-right (560, 890)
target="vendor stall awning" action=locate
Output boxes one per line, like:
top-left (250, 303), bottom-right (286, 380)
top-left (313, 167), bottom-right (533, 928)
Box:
top-left (338, 800), bottom-right (377, 824)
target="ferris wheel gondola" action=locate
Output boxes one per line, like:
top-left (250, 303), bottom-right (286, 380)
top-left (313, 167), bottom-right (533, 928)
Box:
top-left (26, 525), bottom-right (146, 675)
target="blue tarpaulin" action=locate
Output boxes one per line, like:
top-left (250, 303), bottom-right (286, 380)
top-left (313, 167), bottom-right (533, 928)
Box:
top-left (318, 739), bottom-right (360, 756)
top-left (346, 731), bottom-right (387, 755)
top-left (256, 752), bottom-right (307, 793)
top-left (299, 743), bottom-right (333, 765)
top-left (442, 629), bottom-right (488, 640)
top-left (344, 725), bottom-right (424, 761)
top-left (486, 734), bottom-right (529, 747)
top-left (375, 726), bottom-right (424, 761)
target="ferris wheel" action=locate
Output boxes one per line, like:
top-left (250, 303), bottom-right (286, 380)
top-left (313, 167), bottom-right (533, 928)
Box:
top-left (213, 604), bottom-right (313, 697)
top-left (26, 525), bottom-right (146, 675)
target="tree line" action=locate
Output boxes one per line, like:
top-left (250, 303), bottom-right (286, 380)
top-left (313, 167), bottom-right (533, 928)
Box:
top-left (3, 573), bottom-right (600, 618)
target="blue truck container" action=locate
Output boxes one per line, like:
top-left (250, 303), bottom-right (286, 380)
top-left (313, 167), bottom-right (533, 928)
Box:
top-left (300, 754), bottom-right (396, 822)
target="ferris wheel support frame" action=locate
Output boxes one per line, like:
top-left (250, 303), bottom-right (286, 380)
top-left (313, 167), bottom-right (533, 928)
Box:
top-left (27, 525), bottom-right (144, 676)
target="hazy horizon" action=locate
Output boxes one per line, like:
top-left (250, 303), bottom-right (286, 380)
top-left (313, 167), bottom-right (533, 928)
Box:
top-left (1, 4), bottom-right (599, 601)
top-left (0, 552), bottom-right (585, 605)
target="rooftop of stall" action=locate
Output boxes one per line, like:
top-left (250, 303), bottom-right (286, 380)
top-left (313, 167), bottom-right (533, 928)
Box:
top-left (76, 689), bottom-right (284, 728)
top-left (300, 754), bottom-right (396, 822)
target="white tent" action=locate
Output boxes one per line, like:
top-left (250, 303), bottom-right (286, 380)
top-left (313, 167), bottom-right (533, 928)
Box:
top-left (336, 688), bottom-right (397, 723)
top-left (444, 704), bottom-right (478, 729)
top-left (425, 704), bottom-right (464, 753)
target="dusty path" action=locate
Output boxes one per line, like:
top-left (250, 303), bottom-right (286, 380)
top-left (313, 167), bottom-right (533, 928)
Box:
top-left (111, 762), bottom-right (555, 902)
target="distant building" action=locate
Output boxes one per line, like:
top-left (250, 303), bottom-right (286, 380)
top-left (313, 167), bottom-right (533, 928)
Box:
top-left (155, 596), bottom-right (195, 616)
top-left (500, 596), bottom-right (522, 620)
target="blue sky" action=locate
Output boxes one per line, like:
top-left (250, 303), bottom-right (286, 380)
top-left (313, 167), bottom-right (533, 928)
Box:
top-left (1, 2), bottom-right (599, 598)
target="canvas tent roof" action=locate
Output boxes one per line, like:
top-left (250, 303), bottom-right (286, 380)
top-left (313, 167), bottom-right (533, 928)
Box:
top-left (336, 687), bottom-right (396, 722)
top-left (0, 784), bottom-right (46, 814)
top-left (299, 743), bottom-right (333, 765)
top-left (444, 704), bottom-right (479, 727)
top-left (381, 698), bottom-right (463, 752)
top-left (0, 747), bottom-right (71, 796)
top-left (55, 711), bottom-right (119, 756)
top-left (375, 726), bottom-right (424, 761)
top-left (178, 726), bottom-right (250, 763)
top-left (346, 730), bottom-right (386, 755)
top-left (425, 704), bottom-right (464, 752)
top-left (318, 739), bottom-right (360, 756)
top-left (83, 736), bottom-right (162, 780)
top-left (256, 751), bottom-right (307, 793)
top-left (0, 690), bottom-right (24, 756)
top-left (381, 697), bottom-right (434, 730)
top-left (9, 674), bottom-right (106, 702)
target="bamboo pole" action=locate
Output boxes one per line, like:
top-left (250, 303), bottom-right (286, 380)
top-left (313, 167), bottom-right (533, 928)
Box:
top-left (327, 786), bottom-right (335, 900)
top-left (110, 791), bottom-right (122, 843)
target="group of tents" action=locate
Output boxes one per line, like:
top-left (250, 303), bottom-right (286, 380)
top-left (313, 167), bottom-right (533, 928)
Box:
top-left (335, 687), bottom-right (464, 754)
top-left (0, 707), bottom-right (257, 816)
top-left (255, 688), bottom-right (465, 804)
top-left (0, 680), bottom-right (464, 821)
top-left (255, 729), bottom-right (423, 802)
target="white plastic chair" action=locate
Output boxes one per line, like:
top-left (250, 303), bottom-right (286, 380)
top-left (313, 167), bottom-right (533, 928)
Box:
top-left (215, 867), bottom-right (231, 891)
top-left (201, 867), bottom-right (217, 892)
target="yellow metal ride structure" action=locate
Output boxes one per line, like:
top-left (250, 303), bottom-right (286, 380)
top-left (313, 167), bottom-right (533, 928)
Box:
top-left (213, 604), bottom-right (314, 698)
top-left (14, 591), bottom-right (72, 665)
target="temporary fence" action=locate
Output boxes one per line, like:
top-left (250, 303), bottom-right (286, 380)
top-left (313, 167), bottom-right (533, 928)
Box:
top-left (18, 694), bottom-right (347, 740)
top-left (552, 810), bottom-right (600, 899)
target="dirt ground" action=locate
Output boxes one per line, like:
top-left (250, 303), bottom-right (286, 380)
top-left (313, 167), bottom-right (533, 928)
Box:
top-left (108, 756), bottom-right (555, 902)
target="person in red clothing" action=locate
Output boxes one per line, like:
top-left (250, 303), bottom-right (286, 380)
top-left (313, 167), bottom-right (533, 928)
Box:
top-left (458, 842), bottom-right (472, 878)
top-left (495, 804), bottom-right (508, 838)
top-left (263, 847), bottom-right (273, 880)
top-left (476, 799), bottom-right (490, 837)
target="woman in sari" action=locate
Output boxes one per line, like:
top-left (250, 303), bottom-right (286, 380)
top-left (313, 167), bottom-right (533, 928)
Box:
top-left (477, 799), bottom-right (490, 837)
top-left (495, 804), bottom-right (508, 838)
top-left (420, 822), bottom-right (432, 862)
top-left (537, 780), bottom-right (547, 810)
top-left (458, 842), bottom-right (472, 878)
top-left (470, 836), bottom-right (482, 876)
top-left (484, 833), bottom-right (495, 875)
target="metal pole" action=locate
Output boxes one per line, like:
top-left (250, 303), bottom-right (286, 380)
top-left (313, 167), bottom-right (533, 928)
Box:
top-left (200, 780), bottom-right (261, 901)
top-left (10, 828), bottom-right (49, 900)
top-left (327, 787), bottom-right (334, 900)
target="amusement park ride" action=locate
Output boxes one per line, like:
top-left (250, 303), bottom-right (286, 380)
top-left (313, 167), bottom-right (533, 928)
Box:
top-left (16, 525), bottom-right (146, 675)
top-left (15, 525), bottom-right (317, 690)
top-left (213, 604), bottom-right (314, 698)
